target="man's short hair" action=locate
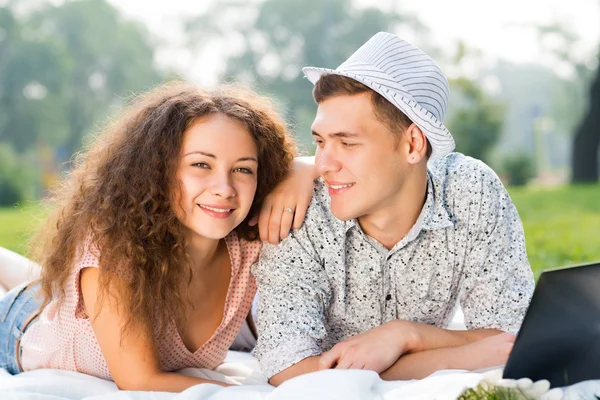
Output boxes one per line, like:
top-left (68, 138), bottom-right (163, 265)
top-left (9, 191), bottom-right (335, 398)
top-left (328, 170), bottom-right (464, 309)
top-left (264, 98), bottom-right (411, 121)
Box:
top-left (312, 74), bottom-right (432, 158)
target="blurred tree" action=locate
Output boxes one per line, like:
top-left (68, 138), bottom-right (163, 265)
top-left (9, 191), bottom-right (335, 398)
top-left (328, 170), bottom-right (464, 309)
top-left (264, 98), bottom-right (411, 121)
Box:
top-left (446, 78), bottom-right (505, 162)
top-left (28, 0), bottom-right (163, 154)
top-left (501, 152), bottom-right (536, 187)
top-left (0, 144), bottom-right (23, 206)
top-left (572, 63), bottom-right (600, 182)
top-left (187, 0), bottom-right (425, 151)
top-left (0, 0), bottom-right (164, 199)
top-left (0, 6), bottom-right (68, 152)
top-left (0, 143), bottom-right (39, 205)
top-left (534, 23), bottom-right (598, 182)
top-left (443, 42), bottom-right (506, 164)
top-left (0, 0), bottom-right (163, 157)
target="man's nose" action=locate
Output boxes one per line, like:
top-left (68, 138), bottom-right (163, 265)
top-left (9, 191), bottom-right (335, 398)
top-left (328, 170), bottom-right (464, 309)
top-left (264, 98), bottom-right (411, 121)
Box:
top-left (316, 145), bottom-right (342, 175)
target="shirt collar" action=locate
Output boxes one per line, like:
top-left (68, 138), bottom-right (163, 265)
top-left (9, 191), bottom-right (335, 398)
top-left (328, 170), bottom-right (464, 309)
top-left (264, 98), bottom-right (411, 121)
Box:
top-left (420, 169), bottom-right (455, 231)
top-left (343, 169), bottom-right (454, 236)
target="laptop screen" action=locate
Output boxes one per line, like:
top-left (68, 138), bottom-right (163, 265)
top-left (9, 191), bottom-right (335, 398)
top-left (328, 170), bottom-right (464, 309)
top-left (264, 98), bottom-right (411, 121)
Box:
top-left (503, 262), bottom-right (600, 387)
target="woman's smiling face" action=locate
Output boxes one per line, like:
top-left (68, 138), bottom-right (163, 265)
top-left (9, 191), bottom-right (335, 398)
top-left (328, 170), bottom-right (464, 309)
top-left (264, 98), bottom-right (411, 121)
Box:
top-left (173, 113), bottom-right (258, 240)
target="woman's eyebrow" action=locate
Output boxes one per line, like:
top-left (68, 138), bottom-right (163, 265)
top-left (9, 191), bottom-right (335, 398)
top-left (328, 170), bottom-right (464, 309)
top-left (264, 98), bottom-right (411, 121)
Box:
top-left (183, 151), bottom-right (257, 163)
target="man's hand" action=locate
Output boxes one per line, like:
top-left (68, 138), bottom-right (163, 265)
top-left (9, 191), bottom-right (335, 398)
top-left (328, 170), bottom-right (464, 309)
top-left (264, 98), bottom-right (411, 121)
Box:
top-left (318, 320), bottom-right (417, 373)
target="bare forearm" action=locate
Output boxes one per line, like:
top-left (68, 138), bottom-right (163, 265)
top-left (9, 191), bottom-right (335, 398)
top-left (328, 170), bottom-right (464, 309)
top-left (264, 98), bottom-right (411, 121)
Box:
top-left (380, 346), bottom-right (460, 380)
top-left (447, 328), bottom-right (503, 344)
top-left (406, 320), bottom-right (502, 352)
top-left (381, 331), bottom-right (512, 381)
top-left (120, 371), bottom-right (230, 392)
top-left (293, 156), bottom-right (319, 180)
top-left (269, 356), bottom-right (321, 386)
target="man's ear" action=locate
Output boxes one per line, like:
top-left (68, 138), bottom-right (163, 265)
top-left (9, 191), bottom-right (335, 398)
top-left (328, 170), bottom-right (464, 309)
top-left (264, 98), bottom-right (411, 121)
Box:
top-left (405, 123), bottom-right (428, 165)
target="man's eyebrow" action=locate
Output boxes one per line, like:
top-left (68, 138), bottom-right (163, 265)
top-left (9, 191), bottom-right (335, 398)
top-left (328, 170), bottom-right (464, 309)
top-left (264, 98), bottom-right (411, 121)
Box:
top-left (183, 151), bottom-right (258, 163)
top-left (311, 131), bottom-right (360, 138)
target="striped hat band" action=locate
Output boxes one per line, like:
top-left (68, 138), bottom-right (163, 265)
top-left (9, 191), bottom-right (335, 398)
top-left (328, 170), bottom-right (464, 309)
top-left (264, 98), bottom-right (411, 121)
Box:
top-left (303, 32), bottom-right (455, 160)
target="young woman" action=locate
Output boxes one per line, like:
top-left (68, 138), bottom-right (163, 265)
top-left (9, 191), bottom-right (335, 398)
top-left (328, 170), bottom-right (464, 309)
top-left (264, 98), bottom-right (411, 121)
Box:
top-left (0, 82), bottom-right (308, 391)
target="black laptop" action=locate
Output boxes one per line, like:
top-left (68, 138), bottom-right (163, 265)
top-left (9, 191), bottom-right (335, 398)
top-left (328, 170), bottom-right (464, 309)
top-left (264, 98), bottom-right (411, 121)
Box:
top-left (503, 261), bottom-right (600, 387)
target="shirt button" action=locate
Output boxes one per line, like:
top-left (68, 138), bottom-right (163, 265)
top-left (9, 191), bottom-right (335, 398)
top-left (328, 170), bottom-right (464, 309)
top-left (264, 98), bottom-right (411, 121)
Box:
top-left (385, 294), bottom-right (392, 301)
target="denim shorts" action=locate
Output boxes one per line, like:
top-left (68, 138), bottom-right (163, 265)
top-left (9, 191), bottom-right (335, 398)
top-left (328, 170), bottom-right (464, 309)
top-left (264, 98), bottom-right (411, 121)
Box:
top-left (0, 282), bottom-right (42, 375)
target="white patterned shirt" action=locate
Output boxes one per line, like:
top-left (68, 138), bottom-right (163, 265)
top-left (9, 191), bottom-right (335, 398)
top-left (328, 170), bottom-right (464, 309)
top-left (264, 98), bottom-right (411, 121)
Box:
top-left (252, 153), bottom-right (535, 379)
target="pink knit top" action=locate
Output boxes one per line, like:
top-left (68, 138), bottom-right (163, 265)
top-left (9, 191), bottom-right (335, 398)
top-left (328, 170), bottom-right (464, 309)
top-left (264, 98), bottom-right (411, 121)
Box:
top-left (20, 232), bottom-right (260, 380)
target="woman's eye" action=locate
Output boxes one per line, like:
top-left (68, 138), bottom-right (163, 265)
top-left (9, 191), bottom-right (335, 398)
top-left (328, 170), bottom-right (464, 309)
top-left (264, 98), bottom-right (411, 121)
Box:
top-left (192, 162), bottom-right (210, 169)
top-left (234, 167), bottom-right (253, 174)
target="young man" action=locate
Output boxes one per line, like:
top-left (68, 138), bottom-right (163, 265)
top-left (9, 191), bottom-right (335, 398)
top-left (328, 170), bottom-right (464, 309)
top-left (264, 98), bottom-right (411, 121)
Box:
top-left (253, 32), bottom-right (535, 385)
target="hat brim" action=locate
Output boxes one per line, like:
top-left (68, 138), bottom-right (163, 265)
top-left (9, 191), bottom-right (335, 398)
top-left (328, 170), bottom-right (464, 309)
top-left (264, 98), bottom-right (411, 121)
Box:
top-left (302, 65), bottom-right (455, 160)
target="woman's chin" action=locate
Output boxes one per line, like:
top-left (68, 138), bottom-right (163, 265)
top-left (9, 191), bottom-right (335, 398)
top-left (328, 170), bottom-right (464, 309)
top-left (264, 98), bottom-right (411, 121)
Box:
top-left (187, 218), bottom-right (244, 240)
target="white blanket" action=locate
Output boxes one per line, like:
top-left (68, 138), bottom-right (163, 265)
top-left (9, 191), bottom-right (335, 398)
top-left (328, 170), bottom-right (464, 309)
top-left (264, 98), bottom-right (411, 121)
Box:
top-left (0, 350), bottom-right (486, 400)
top-left (3, 308), bottom-right (599, 399)
top-left (3, 350), bottom-right (600, 399)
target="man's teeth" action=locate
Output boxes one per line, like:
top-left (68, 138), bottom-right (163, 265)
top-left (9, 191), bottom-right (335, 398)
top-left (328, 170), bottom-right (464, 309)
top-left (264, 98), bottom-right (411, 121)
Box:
top-left (200, 205), bottom-right (232, 213)
top-left (330, 183), bottom-right (354, 190)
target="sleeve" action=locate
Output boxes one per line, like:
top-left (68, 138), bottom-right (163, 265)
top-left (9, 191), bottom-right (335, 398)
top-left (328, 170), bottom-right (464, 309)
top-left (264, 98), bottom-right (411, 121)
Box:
top-left (251, 200), bottom-right (332, 379)
top-left (459, 162), bottom-right (535, 333)
top-left (73, 237), bottom-right (101, 319)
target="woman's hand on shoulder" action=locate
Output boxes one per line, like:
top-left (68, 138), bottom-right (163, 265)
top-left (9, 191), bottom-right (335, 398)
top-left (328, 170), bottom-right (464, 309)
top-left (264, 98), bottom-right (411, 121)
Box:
top-left (254, 156), bottom-right (318, 245)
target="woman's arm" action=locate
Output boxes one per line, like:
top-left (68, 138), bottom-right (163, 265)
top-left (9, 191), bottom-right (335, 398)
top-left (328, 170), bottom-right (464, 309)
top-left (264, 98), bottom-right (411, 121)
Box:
top-left (80, 268), bottom-right (230, 391)
top-left (257, 156), bottom-right (318, 244)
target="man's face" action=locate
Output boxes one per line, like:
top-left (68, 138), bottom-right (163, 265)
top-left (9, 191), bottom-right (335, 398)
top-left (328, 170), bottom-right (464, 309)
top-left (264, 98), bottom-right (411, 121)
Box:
top-left (311, 93), bottom-right (410, 222)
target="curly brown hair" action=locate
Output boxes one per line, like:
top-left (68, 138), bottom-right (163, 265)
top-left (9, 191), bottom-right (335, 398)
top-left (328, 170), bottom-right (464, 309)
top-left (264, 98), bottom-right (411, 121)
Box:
top-left (29, 81), bottom-right (296, 337)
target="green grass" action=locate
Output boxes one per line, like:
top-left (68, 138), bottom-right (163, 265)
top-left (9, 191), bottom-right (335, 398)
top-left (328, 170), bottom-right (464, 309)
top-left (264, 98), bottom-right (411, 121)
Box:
top-left (0, 203), bottom-right (46, 256)
top-left (458, 383), bottom-right (534, 400)
top-left (508, 184), bottom-right (600, 278)
top-left (0, 184), bottom-right (599, 278)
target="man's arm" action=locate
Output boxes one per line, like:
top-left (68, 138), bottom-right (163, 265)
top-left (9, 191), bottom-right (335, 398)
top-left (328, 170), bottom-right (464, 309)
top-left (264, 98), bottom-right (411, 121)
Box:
top-left (268, 321), bottom-right (505, 385)
top-left (268, 356), bottom-right (321, 386)
top-left (317, 319), bottom-right (503, 374)
top-left (460, 162), bottom-right (535, 332)
top-left (402, 321), bottom-right (502, 353)
top-left (380, 332), bottom-right (516, 380)
top-left (252, 189), bottom-right (333, 385)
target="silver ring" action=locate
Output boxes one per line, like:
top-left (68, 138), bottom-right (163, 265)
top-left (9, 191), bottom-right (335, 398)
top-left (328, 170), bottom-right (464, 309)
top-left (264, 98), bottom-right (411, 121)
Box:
top-left (284, 207), bottom-right (294, 213)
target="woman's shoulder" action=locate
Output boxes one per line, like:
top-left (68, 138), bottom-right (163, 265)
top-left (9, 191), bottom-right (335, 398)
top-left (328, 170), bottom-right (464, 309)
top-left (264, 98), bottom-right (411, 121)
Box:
top-left (227, 232), bottom-right (262, 269)
top-left (225, 231), bottom-right (262, 261)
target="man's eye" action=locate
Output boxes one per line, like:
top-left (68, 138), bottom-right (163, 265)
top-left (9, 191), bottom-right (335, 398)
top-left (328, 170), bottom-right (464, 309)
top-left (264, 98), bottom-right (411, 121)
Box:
top-left (313, 139), bottom-right (324, 147)
top-left (342, 142), bottom-right (356, 147)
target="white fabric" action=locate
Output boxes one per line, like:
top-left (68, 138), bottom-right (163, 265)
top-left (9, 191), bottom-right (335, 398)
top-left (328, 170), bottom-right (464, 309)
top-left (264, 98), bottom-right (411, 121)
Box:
top-left (1, 304), bottom-right (469, 399)
top-left (0, 351), bottom-right (485, 400)
top-left (3, 307), bottom-right (596, 399)
top-left (3, 352), bottom-right (597, 399)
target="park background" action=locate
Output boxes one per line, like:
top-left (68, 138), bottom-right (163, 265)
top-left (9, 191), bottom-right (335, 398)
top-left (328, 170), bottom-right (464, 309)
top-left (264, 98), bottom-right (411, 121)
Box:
top-left (0, 0), bottom-right (599, 278)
